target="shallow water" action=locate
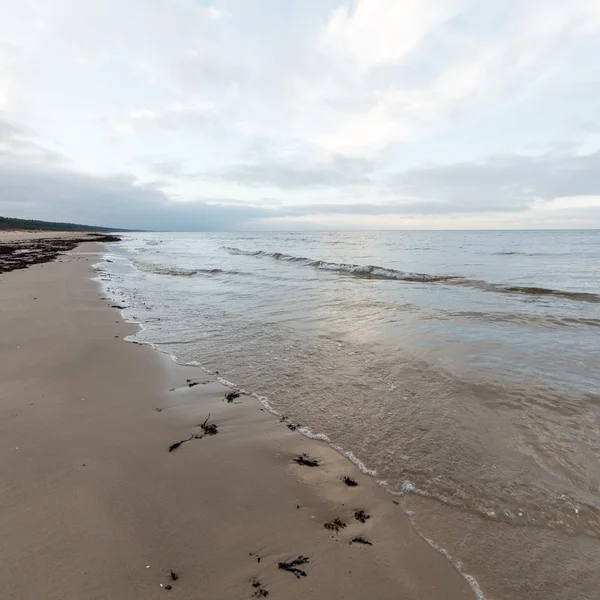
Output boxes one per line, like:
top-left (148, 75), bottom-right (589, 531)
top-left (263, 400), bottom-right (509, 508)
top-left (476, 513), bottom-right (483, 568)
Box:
top-left (100, 230), bottom-right (600, 599)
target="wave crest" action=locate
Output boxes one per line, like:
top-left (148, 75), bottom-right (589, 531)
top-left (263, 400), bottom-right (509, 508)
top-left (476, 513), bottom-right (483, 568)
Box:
top-left (133, 260), bottom-right (237, 277)
top-left (222, 246), bottom-right (455, 283)
top-left (223, 246), bottom-right (600, 303)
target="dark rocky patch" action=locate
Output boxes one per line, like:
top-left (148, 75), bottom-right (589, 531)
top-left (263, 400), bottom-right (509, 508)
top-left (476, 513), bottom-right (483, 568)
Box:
top-left (0, 234), bottom-right (121, 274)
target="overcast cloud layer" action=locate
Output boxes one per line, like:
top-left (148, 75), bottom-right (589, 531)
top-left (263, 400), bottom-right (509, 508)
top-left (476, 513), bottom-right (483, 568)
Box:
top-left (1, 0), bottom-right (600, 230)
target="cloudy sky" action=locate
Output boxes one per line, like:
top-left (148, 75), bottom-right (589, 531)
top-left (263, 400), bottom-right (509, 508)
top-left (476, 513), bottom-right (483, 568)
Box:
top-left (1, 0), bottom-right (600, 230)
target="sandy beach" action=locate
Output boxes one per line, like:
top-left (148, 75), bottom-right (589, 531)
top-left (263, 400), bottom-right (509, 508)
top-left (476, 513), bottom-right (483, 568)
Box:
top-left (0, 238), bottom-right (474, 599)
top-left (0, 231), bottom-right (95, 241)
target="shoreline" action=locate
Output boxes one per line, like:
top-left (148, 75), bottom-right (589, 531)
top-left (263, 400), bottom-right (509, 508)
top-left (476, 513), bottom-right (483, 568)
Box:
top-left (0, 231), bottom-right (121, 273)
top-left (0, 239), bottom-right (474, 599)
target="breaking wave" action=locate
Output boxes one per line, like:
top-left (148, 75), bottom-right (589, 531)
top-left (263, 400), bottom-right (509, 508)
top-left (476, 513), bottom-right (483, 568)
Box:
top-left (133, 260), bottom-right (240, 278)
top-left (491, 251), bottom-right (550, 256)
top-left (456, 280), bottom-right (600, 303)
top-left (223, 246), bottom-right (600, 303)
top-left (222, 247), bottom-right (456, 283)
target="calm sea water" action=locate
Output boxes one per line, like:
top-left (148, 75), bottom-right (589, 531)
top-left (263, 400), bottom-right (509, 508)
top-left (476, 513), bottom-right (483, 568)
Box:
top-left (99, 230), bottom-right (600, 600)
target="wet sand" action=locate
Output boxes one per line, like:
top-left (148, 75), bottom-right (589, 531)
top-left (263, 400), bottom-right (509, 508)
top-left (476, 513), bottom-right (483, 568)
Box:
top-left (0, 240), bottom-right (474, 599)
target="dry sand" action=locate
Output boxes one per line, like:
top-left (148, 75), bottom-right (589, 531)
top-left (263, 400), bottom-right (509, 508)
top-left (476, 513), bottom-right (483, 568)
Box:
top-left (0, 241), bottom-right (474, 599)
top-left (0, 230), bottom-right (96, 242)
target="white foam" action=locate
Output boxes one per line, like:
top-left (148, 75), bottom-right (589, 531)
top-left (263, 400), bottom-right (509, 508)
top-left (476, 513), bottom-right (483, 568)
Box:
top-left (331, 445), bottom-right (377, 476)
top-left (98, 250), bottom-right (380, 484)
top-left (222, 246), bottom-right (453, 282)
top-left (401, 480), bottom-right (432, 498)
top-left (99, 244), bottom-right (488, 600)
top-left (298, 427), bottom-right (331, 443)
top-left (420, 535), bottom-right (488, 600)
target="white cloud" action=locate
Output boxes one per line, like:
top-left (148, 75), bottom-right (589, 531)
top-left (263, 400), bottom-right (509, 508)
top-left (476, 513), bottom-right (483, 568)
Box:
top-left (300, 0), bottom-right (600, 155)
top-left (208, 7), bottom-right (223, 20)
top-left (1, 0), bottom-right (600, 228)
top-left (125, 102), bottom-right (217, 133)
top-left (319, 0), bottom-right (460, 72)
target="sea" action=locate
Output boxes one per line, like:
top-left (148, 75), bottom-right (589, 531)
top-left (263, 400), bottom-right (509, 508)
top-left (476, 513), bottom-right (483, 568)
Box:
top-left (97, 230), bottom-right (600, 600)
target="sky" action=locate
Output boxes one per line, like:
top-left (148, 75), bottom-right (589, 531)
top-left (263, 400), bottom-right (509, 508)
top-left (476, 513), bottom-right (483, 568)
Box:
top-left (1, 0), bottom-right (600, 231)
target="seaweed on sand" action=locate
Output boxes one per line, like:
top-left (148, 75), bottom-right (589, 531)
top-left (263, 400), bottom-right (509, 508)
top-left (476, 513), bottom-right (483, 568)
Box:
top-left (354, 510), bottom-right (371, 523)
top-left (351, 537), bottom-right (373, 546)
top-left (225, 391), bottom-right (240, 402)
top-left (324, 518), bottom-right (346, 532)
top-left (169, 434), bottom-right (194, 452)
top-left (201, 414), bottom-right (218, 435)
top-left (293, 454), bottom-right (319, 467)
top-left (278, 556), bottom-right (309, 578)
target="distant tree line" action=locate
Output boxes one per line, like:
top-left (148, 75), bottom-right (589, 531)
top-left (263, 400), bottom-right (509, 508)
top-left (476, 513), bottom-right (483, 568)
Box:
top-left (0, 216), bottom-right (134, 232)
